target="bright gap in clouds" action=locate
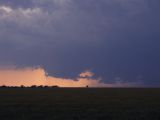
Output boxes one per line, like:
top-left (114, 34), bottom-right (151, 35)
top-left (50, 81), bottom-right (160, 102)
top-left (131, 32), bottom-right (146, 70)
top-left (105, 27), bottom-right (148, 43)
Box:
top-left (0, 67), bottom-right (139, 87)
top-left (0, 6), bottom-right (12, 13)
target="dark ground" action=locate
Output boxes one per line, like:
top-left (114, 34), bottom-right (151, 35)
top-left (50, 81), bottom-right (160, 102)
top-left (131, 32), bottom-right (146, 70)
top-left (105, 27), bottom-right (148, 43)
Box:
top-left (0, 88), bottom-right (160, 120)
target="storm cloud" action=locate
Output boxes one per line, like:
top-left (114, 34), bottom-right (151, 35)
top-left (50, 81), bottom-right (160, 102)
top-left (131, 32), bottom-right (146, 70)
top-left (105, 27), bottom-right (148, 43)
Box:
top-left (0, 0), bottom-right (160, 87)
top-left (0, 67), bottom-right (140, 87)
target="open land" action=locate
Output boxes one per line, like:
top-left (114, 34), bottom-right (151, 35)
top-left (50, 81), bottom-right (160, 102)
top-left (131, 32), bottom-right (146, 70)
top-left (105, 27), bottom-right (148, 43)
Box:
top-left (0, 88), bottom-right (160, 120)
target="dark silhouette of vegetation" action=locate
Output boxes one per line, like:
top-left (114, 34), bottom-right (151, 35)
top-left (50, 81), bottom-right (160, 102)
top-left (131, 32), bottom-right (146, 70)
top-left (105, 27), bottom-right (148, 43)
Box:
top-left (0, 85), bottom-right (59, 88)
top-left (20, 85), bottom-right (25, 88)
top-left (1, 85), bottom-right (7, 88)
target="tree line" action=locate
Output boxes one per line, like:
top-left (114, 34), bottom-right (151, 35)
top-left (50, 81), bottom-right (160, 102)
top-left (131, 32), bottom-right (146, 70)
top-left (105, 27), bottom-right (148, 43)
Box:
top-left (0, 85), bottom-right (59, 88)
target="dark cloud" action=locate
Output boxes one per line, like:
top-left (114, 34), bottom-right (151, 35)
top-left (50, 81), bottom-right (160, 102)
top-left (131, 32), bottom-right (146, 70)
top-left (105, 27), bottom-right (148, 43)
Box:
top-left (0, 0), bottom-right (160, 86)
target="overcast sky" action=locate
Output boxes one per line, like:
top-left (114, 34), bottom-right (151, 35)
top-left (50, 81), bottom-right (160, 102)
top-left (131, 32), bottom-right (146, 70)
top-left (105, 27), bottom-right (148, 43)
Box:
top-left (0, 0), bottom-right (160, 87)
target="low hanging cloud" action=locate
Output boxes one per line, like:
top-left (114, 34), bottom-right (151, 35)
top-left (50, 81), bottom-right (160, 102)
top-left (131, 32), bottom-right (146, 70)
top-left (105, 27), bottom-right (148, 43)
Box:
top-left (0, 67), bottom-right (141, 87)
top-left (0, 0), bottom-right (156, 86)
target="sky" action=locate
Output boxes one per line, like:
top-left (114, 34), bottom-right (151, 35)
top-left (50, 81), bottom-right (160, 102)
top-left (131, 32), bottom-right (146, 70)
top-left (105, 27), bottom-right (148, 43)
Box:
top-left (0, 0), bottom-right (160, 87)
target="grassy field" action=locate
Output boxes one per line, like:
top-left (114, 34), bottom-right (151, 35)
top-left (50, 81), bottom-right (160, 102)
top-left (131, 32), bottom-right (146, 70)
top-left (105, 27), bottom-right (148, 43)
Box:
top-left (0, 88), bottom-right (160, 120)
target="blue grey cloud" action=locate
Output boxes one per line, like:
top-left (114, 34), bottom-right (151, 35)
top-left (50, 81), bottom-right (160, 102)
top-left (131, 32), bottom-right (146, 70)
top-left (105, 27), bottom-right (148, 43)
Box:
top-left (0, 0), bottom-right (160, 86)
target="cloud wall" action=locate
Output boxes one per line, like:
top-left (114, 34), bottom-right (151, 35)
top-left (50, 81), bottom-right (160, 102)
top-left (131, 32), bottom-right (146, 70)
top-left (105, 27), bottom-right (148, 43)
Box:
top-left (0, 67), bottom-right (140, 87)
top-left (0, 0), bottom-right (159, 86)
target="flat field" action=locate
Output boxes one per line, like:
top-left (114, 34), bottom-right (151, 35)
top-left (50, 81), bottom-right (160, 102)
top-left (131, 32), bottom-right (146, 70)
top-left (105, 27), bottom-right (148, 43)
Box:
top-left (0, 88), bottom-right (160, 120)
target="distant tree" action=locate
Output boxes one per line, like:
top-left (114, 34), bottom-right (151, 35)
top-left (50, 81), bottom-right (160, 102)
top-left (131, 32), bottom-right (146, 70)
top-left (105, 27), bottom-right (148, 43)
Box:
top-left (20, 85), bottom-right (25, 88)
top-left (44, 86), bottom-right (49, 88)
top-left (86, 85), bottom-right (89, 88)
top-left (31, 85), bottom-right (37, 88)
top-left (51, 85), bottom-right (59, 88)
top-left (1, 85), bottom-right (7, 88)
top-left (38, 85), bottom-right (43, 88)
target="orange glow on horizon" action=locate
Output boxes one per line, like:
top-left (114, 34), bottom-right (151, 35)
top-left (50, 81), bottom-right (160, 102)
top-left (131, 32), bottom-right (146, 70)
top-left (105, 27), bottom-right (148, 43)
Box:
top-left (0, 67), bottom-right (139, 87)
